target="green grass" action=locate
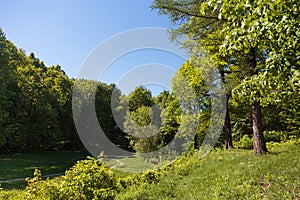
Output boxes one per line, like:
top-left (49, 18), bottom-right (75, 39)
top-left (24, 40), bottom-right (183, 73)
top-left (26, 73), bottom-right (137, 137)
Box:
top-left (103, 156), bottom-right (155, 173)
top-left (118, 141), bottom-right (300, 199)
top-left (1, 141), bottom-right (299, 199)
top-left (0, 151), bottom-right (88, 189)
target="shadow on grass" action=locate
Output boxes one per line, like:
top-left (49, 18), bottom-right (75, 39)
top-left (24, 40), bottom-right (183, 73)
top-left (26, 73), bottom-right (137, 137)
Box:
top-left (0, 151), bottom-right (89, 189)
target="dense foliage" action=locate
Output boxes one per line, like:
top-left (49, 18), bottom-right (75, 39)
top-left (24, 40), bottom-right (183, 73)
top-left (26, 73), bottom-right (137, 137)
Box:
top-left (152, 0), bottom-right (300, 154)
top-left (0, 29), bottom-right (130, 153)
top-left (1, 20), bottom-right (299, 154)
top-left (0, 30), bottom-right (78, 152)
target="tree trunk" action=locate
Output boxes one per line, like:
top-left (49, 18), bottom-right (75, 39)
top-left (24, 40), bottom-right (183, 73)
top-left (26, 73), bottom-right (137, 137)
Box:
top-left (220, 68), bottom-right (233, 150)
top-left (248, 48), bottom-right (267, 155)
top-left (224, 93), bottom-right (233, 149)
top-left (252, 101), bottom-right (268, 154)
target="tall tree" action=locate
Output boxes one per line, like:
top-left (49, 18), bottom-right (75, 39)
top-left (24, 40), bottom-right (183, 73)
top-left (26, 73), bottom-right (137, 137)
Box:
top-left (152, 0), bottom-right (240, 150)
top-left (0, 29), bottom-right (14, 150)
top-left (174, 61), bottom-right (211, 148)
top-left (151, 0), bottom-right (299, 154)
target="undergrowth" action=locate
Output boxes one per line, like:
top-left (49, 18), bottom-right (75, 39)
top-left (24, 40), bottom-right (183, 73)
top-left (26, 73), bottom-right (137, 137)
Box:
top-left (0, 139), bottom-right (299, 200)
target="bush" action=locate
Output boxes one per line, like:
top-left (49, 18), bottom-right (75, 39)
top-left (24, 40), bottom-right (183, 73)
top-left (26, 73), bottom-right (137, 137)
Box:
top-left (22, 157), bottom-right (162, 200)
top-left (236, 135), bottom-right (253, 149)
top-left (24, 157), bottom-right (119, 200)
top-left (263, 131), bottom-right (286, 142)
top-left (264, 130), bottom-right (300, 143)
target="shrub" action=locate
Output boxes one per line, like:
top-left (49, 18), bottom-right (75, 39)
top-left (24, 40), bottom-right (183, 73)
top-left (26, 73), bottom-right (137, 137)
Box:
top-left (24, 157), bottom-right (119, 200)
top-left (264, 130), bottom-right (300, 143)
top-left (236, 135), bottom-right (253, 149)
top-left (263, 131), bottom-right (286, 142)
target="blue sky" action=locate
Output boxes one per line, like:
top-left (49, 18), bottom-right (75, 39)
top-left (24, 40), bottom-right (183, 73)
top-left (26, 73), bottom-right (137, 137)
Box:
top-left (0, 0), bottom-right (186, 95)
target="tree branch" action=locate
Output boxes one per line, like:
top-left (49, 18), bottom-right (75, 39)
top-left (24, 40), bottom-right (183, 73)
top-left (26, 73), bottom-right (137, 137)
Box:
top-left (160, 5), bottom-right (227, 22)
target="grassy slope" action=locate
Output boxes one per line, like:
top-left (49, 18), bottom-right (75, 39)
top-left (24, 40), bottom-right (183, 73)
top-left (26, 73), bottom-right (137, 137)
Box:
top-left (118, 142), bottom-right (300, 199)
top-left (0, 142), bottom-right (299, 199)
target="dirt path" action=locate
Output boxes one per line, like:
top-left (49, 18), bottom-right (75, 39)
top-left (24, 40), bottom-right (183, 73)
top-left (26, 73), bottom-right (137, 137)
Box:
top-left (1, 160), bottom-right (125, 184)
top-left (0, 173), bottom-right (64, 183)
top-left (111, 159), bottom-right (124, 168)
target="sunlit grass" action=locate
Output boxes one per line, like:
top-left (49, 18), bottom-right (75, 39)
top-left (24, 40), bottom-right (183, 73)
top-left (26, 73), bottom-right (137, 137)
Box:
top-left (1, 141), bottom-right (299, 199)
top-left (117, 141), bottom-right (300, 199)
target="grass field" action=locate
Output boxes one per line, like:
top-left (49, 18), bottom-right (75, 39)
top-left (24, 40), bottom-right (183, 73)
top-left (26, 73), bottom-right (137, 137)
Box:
top-left (0, 151), bottom-right (89, 189)
top-left (117, 141), bottom-right (300, 199)
top-left (0, 141), bottom-right (299, 199)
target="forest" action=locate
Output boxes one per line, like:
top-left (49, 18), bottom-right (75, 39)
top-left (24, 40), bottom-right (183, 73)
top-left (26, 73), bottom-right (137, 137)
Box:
top-left (0, 0), bottom-right (299, 199)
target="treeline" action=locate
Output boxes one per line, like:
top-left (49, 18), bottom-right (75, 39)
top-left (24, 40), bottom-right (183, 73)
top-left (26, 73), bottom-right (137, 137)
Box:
top-left (116, 62), bottom-right (300, 156)
top-left (0, 29), bottom-right (131, 153)
top-left (0, 29), bottom-right (77, 152)
top-left (1, 0), bottom-right (300, 156)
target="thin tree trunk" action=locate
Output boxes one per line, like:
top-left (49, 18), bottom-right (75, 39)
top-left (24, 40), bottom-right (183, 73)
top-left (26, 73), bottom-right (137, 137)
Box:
top-left (252, 101), bottom-right (267, 154)
top-left (224, 93), bottom-right (233, 149)
top-left (220, 69), bottom-right (233, 150)
top-left (248, 48), bottom-right (267, 155)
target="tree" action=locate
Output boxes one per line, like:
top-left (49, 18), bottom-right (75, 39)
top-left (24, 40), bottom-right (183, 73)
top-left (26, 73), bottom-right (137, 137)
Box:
top-left (218, 0), bottom-right (299, 153)
top-left (43, 65), bottom-right (78, 150)
top-left (0, 28), bottom-right (83, 152)
top-left (151, 0), bottom-right (299, 154)
top-left (128, 86), bottom-right (153, 112)
top-left (123, 87), bottom-right (164, 153)
top-left (124, 105), bottom-right (163, 153)
top-left (14, 55), bottom-right (74, 151)
top-left (0, 29), bottom-right (14, 150)
top-left (152, 0), bottom-right (241, 150)
top-left (159, 92), bottom-right (181, 146)
top-left (173, 62), bottom-right (211, 148)
top-left (95, 83), bottom-right (131, 151)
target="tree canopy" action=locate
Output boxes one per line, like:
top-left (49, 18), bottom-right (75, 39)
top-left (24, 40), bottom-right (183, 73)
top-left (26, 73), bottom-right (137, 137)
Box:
top-left (152, 0), bottom-right (299, 154)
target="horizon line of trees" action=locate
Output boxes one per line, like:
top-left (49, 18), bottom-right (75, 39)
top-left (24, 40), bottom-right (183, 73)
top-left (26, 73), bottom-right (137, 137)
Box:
top-left (0, 29), bottom-right (132, 153)
top-left (1, 1), bottom-right (299, 156)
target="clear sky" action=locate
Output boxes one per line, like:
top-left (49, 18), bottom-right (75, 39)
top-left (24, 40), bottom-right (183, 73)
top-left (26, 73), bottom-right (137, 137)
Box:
top-left (0, 0), bottom-right (186, 95)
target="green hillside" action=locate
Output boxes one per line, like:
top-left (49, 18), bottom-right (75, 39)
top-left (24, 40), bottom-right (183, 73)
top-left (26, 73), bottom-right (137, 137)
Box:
top-left (118, 141), bottom-right (300, 199)
top-left (1, 140), bottom-right (299, 200)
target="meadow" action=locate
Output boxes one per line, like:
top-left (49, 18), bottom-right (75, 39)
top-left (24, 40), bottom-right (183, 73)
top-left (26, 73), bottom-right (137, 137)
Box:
top-left (0, 140), bottom-right (299, 199)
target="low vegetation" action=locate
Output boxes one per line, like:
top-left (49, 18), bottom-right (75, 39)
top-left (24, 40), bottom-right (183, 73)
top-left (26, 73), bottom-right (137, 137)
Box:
top-left (118, 140), bottom-right (300, 200)
top-left (1, 140), bottom-right (299, 200)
